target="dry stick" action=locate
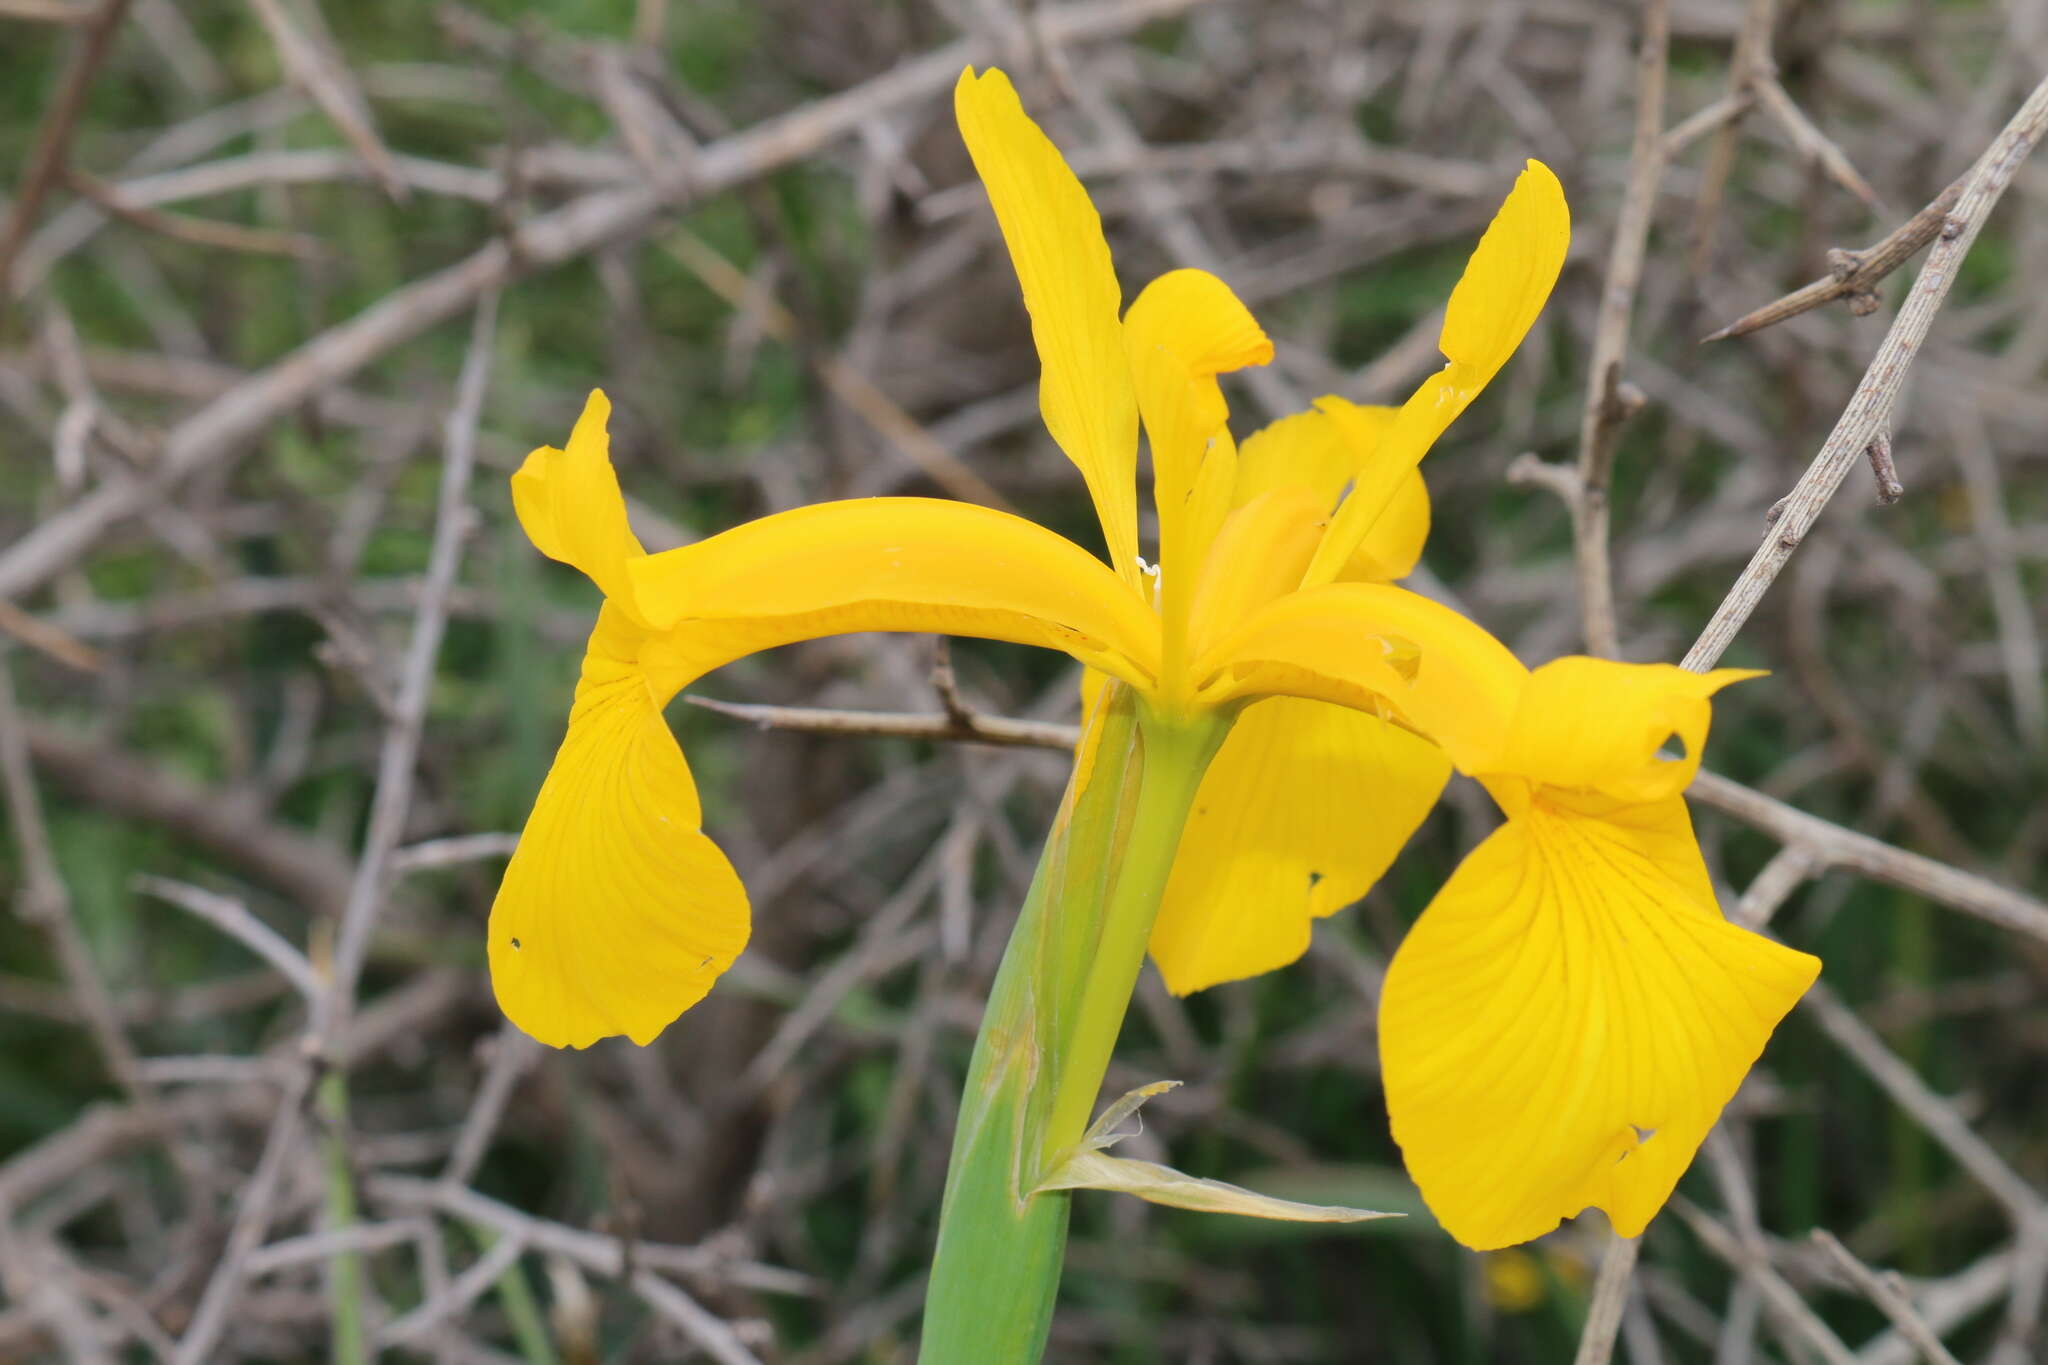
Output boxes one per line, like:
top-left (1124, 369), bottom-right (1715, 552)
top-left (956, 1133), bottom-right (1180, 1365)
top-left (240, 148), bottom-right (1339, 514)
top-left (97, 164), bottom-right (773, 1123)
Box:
top-left (367, 1176), bottom-right (818, 1296)
top-left (167, 1065), bottom-right (314, 1365)
top-left (0, 596), bottom-right (101, 671)
top-left (0, 667), bottom-right (152, 1118)
top-left (1801, 983), bottom-right (2043, 1227)
top-left (0, 0), bottom-right (1222, 604)
top-left (1810, 1230), bottom-right (1966, 1365)
top-left (1753, 73), bottom-right (1884, 211)
top-left (1661, 91), bottom-right (1754, 162)
top-left (1672, 1201), bottom-right (1859, 1365)
top-left (684, 694), bottom-right (1087, 751)
top-left (1703, 177), bottom-right (1966, 342)
top-left (1686, 0), bottom-right (1774, 273)
top-left (662, 228), bottom-right (1010, 509)
top-left (1944, 400), bottom-right (2045, 745)
top-left (1681, 72), bottom-right (2048, 676)
top-left (1687, 770), bottom-right (2048, 944)
top-left (173, 296), bottom-right (500, 1365)
top-left (132, 875), bottom-right (323, 1004)
top-left (1859, 1250), bottom-right (2020, 1365)
top-left (319, 294), bottom-right (499, 1363)
top-left (631, 1269), bottom-right (766, 1365)
top-left (0, 0), bottom-right (97, 20)
top-left (318, 289), bottom-right (498, 1039)
top-left (242, 0), bottom-right (408, 202)
top-left (1572, 0), bottom-right (1669, 659)
top-left (1573, 1233), bottom-right (1642, 1365)
top-left (0, 0), bottom-right (134, 329)
top-left (439, 1026), bottom-right (542, 1188)
top-left (62, 165), bottom-right (328, 259)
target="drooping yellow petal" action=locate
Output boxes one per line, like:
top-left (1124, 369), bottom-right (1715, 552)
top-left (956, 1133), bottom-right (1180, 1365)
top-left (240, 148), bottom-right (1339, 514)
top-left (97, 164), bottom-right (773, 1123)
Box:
top-left (1195, 582), bottom-right (1528, 774)
top-left (1149, 696), bottom-right (1449, 995)
top-left (489, 604), bottom-right (750, 1049)
top-left (1483, 658), bottom-right (1763, 811)
top-left (1379, 794), bottom-right (1820, 1248)
top-left (512, 391), bottom-right (651, 622)
top-left (625, 497), bottom-right (1161, 691)
top-left (1233, 397), bottom-right (1428, 582)
top-left (956, 67), bottom-right (1141, 584)
top-left (1306, 162), bottom-right (1568, 586)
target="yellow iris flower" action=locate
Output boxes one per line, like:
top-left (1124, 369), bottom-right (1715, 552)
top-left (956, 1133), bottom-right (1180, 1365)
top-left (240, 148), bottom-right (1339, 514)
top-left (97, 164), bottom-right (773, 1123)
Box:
top-left (489, 66), bottom-right (1820, 1251)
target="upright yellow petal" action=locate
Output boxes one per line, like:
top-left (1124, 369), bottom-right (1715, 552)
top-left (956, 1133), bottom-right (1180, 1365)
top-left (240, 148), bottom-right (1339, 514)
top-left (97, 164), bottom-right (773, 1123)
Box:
top-left (1380, 794), bottom-right (1820, 1248)
top-left (1123, 268), bottom-right (1273, 568)
top-left (1232, 404), bottom-right (1356, 511)
top-left (1234, 397), bottom-right (1428, 582)
top-left (1306, 162), bottom-right (1568, 586)
top-left (489, 605), bottom-right (750, 1049)
top-left (956, 67), bottom-right (1140, 582)
top-left (511, 390), bottom-right (648, 621)
top-left (1484, 658), bottom-right (1763, 810)
top-left (1183, 486), bottom-right (1327, 662)
top-left (1317, 397), bottom-right (1430, 582)
top-left (1196, 582), bottom-right (1528, 775)
top-left (1149, 697), bottom-right (1449, 995)
top-left (624, 497), bottom-right (1160, 691)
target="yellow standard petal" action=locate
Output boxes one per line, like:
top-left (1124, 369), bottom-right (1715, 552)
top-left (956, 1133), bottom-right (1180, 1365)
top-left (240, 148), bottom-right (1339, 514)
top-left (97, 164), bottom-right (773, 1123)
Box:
top-left (956, 67), bottom-right (1141, 583)
top-left (489, 604), bottom-right (751, 1049)
top-left (1122, 268), bottom-right (1273, 575)
top-left (1149, 696), bottom-right (1449, 995)
top-left (1306, 161), bottom-right (1568, 586)
top-left (1379, 793), bottom-right (1820, 1248)
top-left (625, 496), bottom-right (1161, 691)
top-left (1232, 397), bottom-right (1428, 582)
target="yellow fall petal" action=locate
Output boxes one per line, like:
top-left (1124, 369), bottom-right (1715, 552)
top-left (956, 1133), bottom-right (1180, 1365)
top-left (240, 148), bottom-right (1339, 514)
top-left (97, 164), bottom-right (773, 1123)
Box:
top-left (625, 497), bottom-right (1161, 690)
top-left (1380, 794), bottom-right (1820, 1249)
top-left (489, 605), bottom-right (750, 1049)
top-left (511, 390), bottom-right (648, 621)
top-left (1149, 696), bottom-right (1449, 995)
top-left (1485, 658), bottom-right (1763, 810)
top-left (956, 67), bottom-right (1141, 583)
top-left (1306, 162), bottom-right (1568, 586)
top-left (1196, 582), bottom-right (1528, 774)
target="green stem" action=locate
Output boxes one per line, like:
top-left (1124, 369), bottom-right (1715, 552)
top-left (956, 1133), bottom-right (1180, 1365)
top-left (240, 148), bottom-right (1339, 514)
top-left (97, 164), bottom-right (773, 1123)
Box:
top-left (917, 690), bottom-right (1226, 1364)
top-left (317, 1069), bottom-right (369, 1365)
top-left (1040, 707), bottom-right (1225, 1159)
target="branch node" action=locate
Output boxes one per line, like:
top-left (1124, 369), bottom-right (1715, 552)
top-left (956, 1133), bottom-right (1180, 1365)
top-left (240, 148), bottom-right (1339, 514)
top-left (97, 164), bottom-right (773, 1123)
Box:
top-left (1866, 431), bottom-right (1904, 503)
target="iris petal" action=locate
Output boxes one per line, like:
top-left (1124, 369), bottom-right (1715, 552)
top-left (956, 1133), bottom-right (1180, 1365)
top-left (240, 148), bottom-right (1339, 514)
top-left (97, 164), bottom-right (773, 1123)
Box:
top-left (1149, 697), bottom-right (1449, 994)
top-left (488, 605), bottom-right (750, 1049)
top-left (626, 497), bottom-right (1160, 690)
top-left (1307, 161), bottom-right (1568, 586)
top-left (956, 67), bottom-right (1141, 584)
top-left (1196, 582), bottom-right (1529, 775)
top-left (1379, 793), bottom-right (1820, 1248)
